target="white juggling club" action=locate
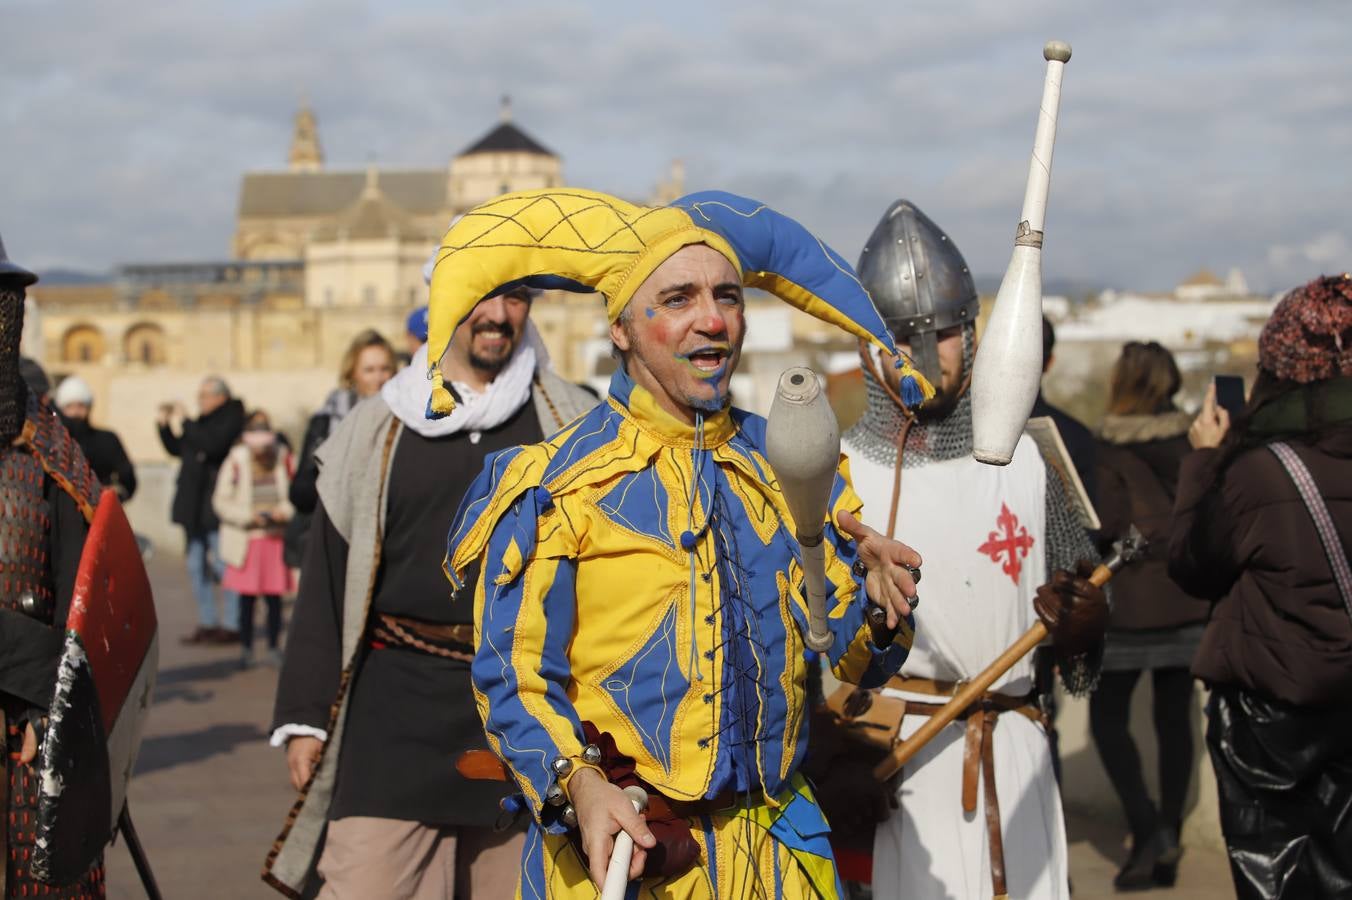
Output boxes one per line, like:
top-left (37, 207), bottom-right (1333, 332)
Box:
top-left (600, 785), bottom-right (650, 900)
top-left (764, 367), bottom-right (839, 652)
top-left (970, 40), bottom-right (1072, 465)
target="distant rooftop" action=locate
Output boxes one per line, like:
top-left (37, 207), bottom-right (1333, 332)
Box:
top-left (459, 121), bottom-right (554, 157)
top-left (1179, 268), bottom-right (1222, 287)
top-left (238, 169), bottom-right (447, 219)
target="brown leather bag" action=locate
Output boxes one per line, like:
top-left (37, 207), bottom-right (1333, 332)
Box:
top-left (823, 684), bottom-right (907, 757)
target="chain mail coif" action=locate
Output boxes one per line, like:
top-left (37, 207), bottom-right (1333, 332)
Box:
top-left (1042, 455), bottom-right (1105, 696)
top-left (844, 325), bottom-right (975, 468)
top-left (0, 288), bottom-right (26, 443)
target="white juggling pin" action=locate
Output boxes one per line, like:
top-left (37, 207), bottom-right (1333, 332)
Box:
top-left (600, 786), bottom-right (650, 900)
top-left (765, 367), bottom-right (839, 652)
top-left (971, 40), bottom-right (1072, 465)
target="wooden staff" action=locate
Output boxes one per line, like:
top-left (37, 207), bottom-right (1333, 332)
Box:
top-left (873, 526), bottom-right (1143, 781)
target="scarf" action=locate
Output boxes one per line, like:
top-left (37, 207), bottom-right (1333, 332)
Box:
top-left (381, 320), bottom-right (548, 438)
top-left (1248, 375), bottom-right (1352, 437)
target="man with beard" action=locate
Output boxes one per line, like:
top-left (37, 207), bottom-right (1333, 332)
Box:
top-left (53, 375), bottom-right (137, 501)
top-left (264, 286), bottom-right (597, 898)
top-left (0, 234), bottom-right (106, 897)
top-left (841, 201), bottom-right (1107, 899)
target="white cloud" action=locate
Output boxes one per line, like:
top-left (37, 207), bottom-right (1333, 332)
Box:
top-left (1267, 231), bottom-right (1350, 275)
top-left (0, 0), bottom-right (1348, 293)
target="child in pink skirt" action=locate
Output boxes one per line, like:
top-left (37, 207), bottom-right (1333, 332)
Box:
top-left (213, 410), bottom-right (295, 668)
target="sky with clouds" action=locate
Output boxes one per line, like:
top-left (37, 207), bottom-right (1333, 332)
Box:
top-left (2, 0), bottom-right (1348, 291)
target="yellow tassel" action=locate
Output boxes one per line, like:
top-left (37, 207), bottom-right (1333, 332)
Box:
top-left (896, 357), bottom-right (937, 408)
top-left (904, 362), bottom-right (936, 400)
top-left (429, 368), bottom-right (457, 415)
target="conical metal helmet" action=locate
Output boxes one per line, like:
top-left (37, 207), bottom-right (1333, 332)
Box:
top-left (856, 200), bottom-right (976, 385)
top-left (0, 232), bottom-right (38, 289)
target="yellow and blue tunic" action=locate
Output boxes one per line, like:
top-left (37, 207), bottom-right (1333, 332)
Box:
top-left (446, 368), bottom-right (915, 898)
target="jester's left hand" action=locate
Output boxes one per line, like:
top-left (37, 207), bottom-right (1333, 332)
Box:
top-left (836, 510), bottom-right (922, 630)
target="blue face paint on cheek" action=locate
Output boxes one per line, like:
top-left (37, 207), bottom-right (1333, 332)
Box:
top-left (644, 307), bottom-right (656, 319)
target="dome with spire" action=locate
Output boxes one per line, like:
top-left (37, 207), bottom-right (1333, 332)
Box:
top-left (457, 95), bottom-right (555, 157)
top-left (288, 102), bottom-right (324, 173)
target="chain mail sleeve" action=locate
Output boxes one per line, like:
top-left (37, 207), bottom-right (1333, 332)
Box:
top-left (1043, 456), bottom-right (1105, 696)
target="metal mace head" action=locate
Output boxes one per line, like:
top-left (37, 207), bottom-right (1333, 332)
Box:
top-left (1105, 524), bottom-right (1147, 574)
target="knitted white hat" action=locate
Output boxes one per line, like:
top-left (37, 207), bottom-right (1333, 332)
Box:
top-left (54, 375), bottom-right (94, 408)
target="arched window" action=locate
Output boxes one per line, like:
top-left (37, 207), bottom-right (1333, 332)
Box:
top-left (123, 323), bottom-right (167, 366)
top-left (61, 324), bottom-right (106, 364)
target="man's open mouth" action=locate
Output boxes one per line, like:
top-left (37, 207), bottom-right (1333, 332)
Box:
top-left (683, 347), bottom-right (729, 372)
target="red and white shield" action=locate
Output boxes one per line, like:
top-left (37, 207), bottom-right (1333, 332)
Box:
top-left (33, 491), bottom-right (158, 884)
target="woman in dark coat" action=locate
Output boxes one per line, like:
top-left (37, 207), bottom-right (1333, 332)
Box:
top-left (1169, 274), bottom-right (1352, 899)
top-left (1091, 341), bottom-right (1211, 889)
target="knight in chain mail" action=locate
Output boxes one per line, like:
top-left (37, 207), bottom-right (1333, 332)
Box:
top-left (0, 234), bottom-right (105, 898)
top-left (840, 201), bottom-right (1107, 900)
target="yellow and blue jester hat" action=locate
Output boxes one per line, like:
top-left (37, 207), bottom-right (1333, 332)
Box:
top-left (424, 188), bottom-right (935, 415)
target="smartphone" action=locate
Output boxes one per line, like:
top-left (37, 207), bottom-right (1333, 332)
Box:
top-left (1213, 374), bottom-right (1246, 418)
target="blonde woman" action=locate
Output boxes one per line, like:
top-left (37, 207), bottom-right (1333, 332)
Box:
top-left (285, 329), bottom-right (395, 566)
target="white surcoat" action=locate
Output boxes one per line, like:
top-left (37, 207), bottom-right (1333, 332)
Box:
top-left (844, 433), bottom-right (1069, 900)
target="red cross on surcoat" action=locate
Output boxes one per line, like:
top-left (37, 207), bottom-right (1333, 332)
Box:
top-left (978, 502), bottom-right (1035, 585)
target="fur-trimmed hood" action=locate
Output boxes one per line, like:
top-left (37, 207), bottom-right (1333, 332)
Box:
top-left (1098, 409), bottom-right (1192, 445)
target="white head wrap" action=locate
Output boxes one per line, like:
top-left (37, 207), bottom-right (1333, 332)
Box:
top-left (54, 375), bottom-right (94, 408)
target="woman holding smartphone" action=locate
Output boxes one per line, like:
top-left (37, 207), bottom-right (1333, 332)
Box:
top-left (214, 409), bottom-right (296, 668)
top-left (1170, 274), bottom-right (1352, 899)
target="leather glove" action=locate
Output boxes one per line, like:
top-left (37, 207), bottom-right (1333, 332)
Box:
top-left (1034, 559), bottom-right (1108, 657)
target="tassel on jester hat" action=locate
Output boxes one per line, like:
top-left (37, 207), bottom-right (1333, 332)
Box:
top-left (424, 188), bottom-right (934, 416)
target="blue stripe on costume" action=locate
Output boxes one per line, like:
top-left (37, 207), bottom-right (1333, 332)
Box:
top-left (700, 815), bottom-right (719, 898)
top-left (602, 602), bottom-right (687, 772)
top-left (519, 825), bottom-right (548, 900)
top-left (598, 465), bottom-right (674, 548)
top-left (444, 444), bottom-right (529, 590)
top-left (542, 403), bottom-right (628, 487)
top-left (471, 488), bottom-right (584, 829)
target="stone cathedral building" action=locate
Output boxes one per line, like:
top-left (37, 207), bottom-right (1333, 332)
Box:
top-left (27, 101), bottom-right (689, 461)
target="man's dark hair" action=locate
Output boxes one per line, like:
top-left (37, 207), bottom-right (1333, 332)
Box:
top-left (1042, 316), bottom-right (1055, 371)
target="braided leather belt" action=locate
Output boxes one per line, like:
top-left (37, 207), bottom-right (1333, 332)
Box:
top-left (370, 614), bottom-right (474, 662)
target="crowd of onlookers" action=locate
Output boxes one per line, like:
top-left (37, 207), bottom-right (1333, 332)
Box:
top-left (18, 312), bottom-right (419, 671)
top-left (153, 327), bottom-right (405, 668)
top-left (1038, 273), bottom-right (1351, 894)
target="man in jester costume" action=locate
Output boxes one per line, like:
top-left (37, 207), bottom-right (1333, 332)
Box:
top-left (433, 189), bottom-right (928, 898)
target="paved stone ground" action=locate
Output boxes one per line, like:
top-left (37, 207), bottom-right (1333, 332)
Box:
top-left (104, 555), bottom-right (1236, 898)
